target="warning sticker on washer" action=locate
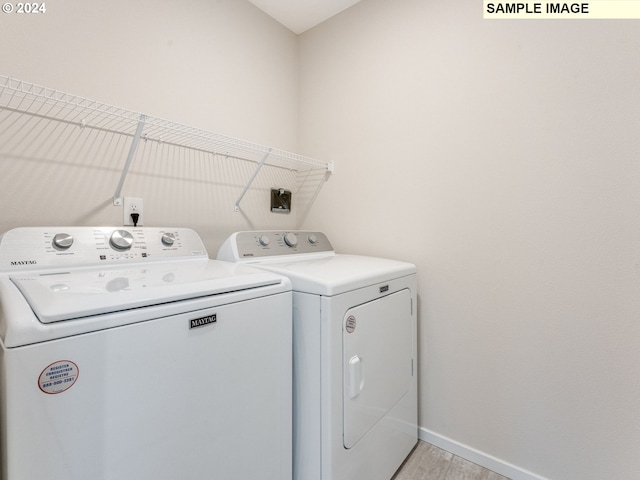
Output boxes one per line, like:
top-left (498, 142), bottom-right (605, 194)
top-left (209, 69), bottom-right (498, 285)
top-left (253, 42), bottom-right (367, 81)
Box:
top-left (38, 360), bottom-right (79, 394)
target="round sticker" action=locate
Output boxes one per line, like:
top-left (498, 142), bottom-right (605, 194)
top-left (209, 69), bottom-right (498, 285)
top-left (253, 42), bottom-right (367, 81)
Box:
top-left (345, 315), bottom-right (357, 334)
top-left (38, 360), bottom-right (79, 394)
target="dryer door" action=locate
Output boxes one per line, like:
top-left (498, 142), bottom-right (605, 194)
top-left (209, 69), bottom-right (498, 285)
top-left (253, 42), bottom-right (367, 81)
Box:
top-left (342, 289), bottom-right (413, 449)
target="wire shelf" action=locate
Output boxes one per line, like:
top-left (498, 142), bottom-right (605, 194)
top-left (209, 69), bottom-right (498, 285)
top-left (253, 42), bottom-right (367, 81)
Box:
top-left (0, 75), bottom-right (332, 209)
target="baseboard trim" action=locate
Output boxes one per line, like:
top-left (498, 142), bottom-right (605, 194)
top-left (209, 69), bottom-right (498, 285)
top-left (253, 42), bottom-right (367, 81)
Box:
top-left (419, 428), bottom-right (550, 480)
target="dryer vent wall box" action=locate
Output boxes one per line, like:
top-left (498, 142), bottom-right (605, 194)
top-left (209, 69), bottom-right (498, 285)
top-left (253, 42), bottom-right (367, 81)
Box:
top-left (218, 230), bottom-right (418, 480)
top-left (0, 226), bottom-right (292, 480)
top-left (271, 188), bottom-right (291, 213)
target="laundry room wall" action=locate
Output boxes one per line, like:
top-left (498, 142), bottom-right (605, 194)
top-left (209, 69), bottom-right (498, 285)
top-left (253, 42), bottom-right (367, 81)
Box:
top-left (298, 1), bottom-right (640, 480)
top-left (0, 0), bottom-right (308, 252)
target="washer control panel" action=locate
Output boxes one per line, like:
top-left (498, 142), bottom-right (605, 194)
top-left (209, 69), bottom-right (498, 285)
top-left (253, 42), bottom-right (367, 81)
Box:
top-left (0, 227), bottom-right (208, 271)
top-left (219, 231), bottom-right (334, 261)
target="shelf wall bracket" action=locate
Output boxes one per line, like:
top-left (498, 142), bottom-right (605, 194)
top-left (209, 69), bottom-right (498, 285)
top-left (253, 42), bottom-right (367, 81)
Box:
top-left (234, 148), bottom-right (272, 212)
top-left (113, 114), bottom-right (147, 206)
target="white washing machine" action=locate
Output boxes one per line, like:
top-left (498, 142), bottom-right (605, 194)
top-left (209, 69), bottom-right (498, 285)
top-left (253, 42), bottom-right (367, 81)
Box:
top-left (218, 231), bottom-right (418, 480)
top-left (0, 227), bottom-right (292, 480)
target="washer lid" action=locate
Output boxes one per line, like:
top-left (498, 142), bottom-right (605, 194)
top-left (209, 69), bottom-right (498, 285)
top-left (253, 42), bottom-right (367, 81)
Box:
top-left (257, 254), bottom-right (416, 296)
top-left (10, 259), bottom-right (282, 323)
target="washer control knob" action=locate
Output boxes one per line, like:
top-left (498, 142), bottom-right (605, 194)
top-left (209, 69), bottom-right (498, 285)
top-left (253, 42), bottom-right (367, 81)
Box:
top-left (283, 232), bottom-right (298, 248)
top-left (110, 230), bottom-right (134, 250)
top-left (161, 233), bottom-right (176, 246)
top-left (52, 233), bottom-right (74, 250)
top-left (258, 235), bottom-right (270, 247)
top-left (307, 234), bottom-right (318, 245)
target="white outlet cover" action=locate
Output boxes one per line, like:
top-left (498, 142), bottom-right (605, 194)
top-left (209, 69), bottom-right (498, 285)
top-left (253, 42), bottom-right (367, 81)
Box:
top-left (123, 197), bottom-right (143, 226)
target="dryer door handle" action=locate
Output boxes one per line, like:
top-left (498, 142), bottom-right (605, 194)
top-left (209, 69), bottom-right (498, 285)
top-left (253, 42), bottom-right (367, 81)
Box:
top-left (348, 355), bottom-right (365, 399)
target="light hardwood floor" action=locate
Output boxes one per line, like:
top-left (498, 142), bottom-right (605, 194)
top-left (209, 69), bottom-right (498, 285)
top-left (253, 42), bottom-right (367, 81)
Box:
top-left (392, 441), bottom-right (511, 480)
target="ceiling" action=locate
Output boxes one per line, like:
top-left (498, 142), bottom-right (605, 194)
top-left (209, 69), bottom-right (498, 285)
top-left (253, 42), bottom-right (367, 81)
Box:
top-left (248, 0), bottom-right (362, 34)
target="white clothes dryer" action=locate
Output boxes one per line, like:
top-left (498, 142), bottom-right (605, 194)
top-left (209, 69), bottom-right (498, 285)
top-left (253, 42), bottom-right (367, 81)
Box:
top-left (0, 227), bottom-right (292, 480)
top-left (218, 231), bottom-right (418, 480)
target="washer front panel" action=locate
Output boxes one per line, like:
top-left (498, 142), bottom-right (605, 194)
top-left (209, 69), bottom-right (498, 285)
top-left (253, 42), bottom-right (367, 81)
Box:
top-left (2, 291), bottom-right (293, 480)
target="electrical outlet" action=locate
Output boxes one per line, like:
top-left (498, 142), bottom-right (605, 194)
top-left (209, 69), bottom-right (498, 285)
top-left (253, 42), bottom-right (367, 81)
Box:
top-left (123, 197), bottom-right (143, 226)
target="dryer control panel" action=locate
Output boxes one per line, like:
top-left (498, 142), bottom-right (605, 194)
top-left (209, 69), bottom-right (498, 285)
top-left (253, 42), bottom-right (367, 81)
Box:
top-left (0, 227), bottom-right (208, 271)
top-left (219, 231), bottom-right (334, 261)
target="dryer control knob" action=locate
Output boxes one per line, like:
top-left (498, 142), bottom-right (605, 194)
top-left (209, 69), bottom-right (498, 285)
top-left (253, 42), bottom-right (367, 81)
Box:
top-left (283, 232), bottom-right (298, 247)
top-left (53, 233), bottom-right (74, 250)
top-left (110, 230), bottom-right (134, 250)
top-left (258, 235), bottom-right (270, 247)
top-left (161, 233), bottom-right (176, 246)
top-left (307, 234), bottom-right (318, 245)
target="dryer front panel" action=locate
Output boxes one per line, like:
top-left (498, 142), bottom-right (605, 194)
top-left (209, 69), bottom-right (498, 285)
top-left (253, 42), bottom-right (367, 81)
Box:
top-left (342, 288), bottom-right (413, 449)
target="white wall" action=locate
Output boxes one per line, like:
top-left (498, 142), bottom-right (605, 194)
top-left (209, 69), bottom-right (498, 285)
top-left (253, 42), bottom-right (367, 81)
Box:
top-left (0, 0), bottom-right (303, 253)
top-left (299, 1), bottom-right (640, 479)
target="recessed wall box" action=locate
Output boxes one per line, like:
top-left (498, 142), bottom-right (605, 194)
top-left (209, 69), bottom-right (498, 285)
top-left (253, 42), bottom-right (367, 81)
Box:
top-left (271, 188), bottom-right (291, 214)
